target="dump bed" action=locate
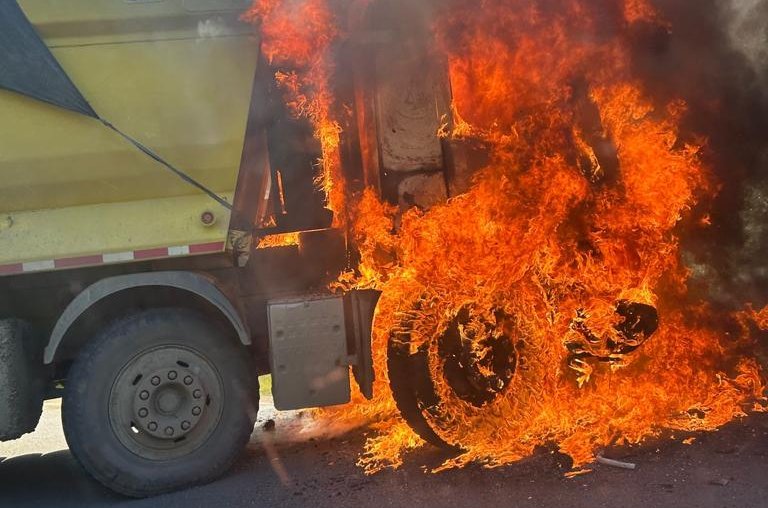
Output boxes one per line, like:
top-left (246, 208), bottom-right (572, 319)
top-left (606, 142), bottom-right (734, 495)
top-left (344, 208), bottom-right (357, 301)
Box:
top-left (0, 0), bottom-right (258, 272)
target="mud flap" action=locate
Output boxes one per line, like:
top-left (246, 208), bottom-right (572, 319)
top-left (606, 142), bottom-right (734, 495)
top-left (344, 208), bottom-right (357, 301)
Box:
top-left (267, 290), bottom-right (380, 410)
top-left (346, 290), bottom-right (381, 400)
top-left (0, 319), bottom-right (45, 441)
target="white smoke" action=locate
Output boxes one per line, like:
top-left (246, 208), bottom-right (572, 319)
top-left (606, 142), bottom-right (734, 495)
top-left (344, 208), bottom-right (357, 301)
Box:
top-left (727, 0), bottom-right (768, 79)
top-left (197, 18), bottom-right (229, 38)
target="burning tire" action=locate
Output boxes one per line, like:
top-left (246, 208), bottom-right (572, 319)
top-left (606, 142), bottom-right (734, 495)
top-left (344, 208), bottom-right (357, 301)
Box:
top-left (387, 298), bottom-right (659, 450)
top-left (62, 308), bottom-right (257, 497)
top-left (387, 301), bottom-right (523, 449)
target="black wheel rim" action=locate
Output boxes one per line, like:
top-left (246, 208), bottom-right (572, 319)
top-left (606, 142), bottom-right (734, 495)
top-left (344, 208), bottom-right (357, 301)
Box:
top-left (388, 301), bottom-right (521, 449)
top-left (439, 306), bottom-right (518, 407)
top-left (108, 345), bottom-right (225, 461)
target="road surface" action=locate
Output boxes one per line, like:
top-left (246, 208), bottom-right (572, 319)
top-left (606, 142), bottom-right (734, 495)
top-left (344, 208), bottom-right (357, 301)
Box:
top-left (1, 399), bottom-right (767, 507)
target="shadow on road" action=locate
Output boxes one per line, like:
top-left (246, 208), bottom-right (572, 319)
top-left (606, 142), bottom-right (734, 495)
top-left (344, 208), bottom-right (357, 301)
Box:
top-left (0, 450), bottom-right (122, 506)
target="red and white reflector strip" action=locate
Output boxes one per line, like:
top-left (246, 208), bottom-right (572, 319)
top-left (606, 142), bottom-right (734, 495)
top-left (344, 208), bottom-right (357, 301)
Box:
top-left (0, 241), bottom-right (225, 276)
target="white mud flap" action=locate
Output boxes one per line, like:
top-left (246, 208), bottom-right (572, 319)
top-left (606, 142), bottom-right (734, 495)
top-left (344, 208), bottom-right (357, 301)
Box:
top-left (267, 290), bottom-right (380, 410)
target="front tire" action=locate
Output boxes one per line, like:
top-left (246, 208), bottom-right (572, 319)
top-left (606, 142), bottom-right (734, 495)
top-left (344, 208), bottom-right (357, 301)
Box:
top-left (387, 301), bottom-right (523, 450)
top-left (63, 308), bottom-right (256, 497)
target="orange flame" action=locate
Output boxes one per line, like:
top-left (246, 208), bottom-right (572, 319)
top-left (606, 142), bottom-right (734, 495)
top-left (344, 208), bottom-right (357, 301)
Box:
top-left (758, 307), bottom-right (768, 331)
top-left (248, 0), bottom-right (766, 474)
top-left (244, 0), bottom-right (346, 223)
top-left (257, 232), bottom-right (300, 248)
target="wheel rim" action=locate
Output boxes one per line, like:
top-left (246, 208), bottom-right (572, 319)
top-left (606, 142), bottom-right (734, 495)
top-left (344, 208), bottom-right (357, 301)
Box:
top-left (439, 306), bottom-right (518, 407)
top-left (389, 297), bottom-right (660, 450)
top-left (388, 300), bottom-right (523, 449)
top-left (108, 345), bottom-right (225, 461)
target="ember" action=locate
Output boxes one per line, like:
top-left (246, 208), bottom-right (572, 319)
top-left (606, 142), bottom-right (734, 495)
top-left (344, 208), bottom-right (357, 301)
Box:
top-left (247, 0), bottom-right (767, 475)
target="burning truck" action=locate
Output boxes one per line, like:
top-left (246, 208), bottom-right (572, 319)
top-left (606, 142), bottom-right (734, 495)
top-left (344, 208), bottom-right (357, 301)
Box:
top-left (1, 0), bottom-right (767, 498)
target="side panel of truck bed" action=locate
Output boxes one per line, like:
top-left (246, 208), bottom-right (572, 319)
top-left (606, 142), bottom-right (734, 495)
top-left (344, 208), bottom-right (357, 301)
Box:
top-left (0, 0), bottom-right (258, 269)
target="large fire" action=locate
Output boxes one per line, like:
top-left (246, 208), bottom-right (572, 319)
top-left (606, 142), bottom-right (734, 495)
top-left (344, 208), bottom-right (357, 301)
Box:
top-left (247, 0), bottom-right (767, 474)
top-left (243, 0), bottom-right (347, 224)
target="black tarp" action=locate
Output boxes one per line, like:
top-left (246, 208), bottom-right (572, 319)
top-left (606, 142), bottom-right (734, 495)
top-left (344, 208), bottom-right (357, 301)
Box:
top-left (0, 1), bottom-right (97, 118)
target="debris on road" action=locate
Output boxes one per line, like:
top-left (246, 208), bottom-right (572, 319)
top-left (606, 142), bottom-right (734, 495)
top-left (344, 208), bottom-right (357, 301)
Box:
top-left (596, 454), bottom-right (636, 470)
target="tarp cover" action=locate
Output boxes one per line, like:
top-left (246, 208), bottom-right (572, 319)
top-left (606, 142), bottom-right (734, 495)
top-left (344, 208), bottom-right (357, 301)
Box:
top-left (0, 1), bottom-right (97, 118)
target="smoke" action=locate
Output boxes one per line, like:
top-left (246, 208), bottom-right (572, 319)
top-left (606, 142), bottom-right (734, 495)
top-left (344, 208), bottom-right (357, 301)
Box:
top-left (250, 0), bottom-right (768, 308)
top-left (723, 1), bottom-right (768, 306)
top-left (727, 0), bottom-right (768, 79)
top-left (358, 0), bottom-right (768, 309)
top-left (626, 0), bottom-right (768, 308)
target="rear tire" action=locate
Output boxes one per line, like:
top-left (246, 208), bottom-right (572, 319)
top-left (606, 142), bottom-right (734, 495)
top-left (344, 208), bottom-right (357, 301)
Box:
top-left (62, 308), bottom-right (257, 497)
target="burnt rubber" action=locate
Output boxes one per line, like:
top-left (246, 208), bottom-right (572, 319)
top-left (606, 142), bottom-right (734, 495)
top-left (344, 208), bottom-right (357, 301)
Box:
top-left (62, 308), bottom-right (257, 497)
top-left (387, 336), bottom-right (456, 449)
top-left (567, 300), bottom-right (659, 367)
top-left (438, 307), bottom-right (517, 407)
top-left (386, 301), bottom-right (464, 450)
top-left (387, 304), bottom-right (520, 451)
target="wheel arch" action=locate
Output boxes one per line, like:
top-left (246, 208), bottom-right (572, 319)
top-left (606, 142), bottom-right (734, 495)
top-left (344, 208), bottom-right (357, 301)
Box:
top-left (44, 271), bottom-right (250, 365)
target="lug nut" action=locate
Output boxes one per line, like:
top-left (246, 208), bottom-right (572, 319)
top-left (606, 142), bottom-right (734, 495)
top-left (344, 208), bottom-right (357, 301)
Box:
top-left (139, 390), bottom-right (150, 401)
top-left (192, 389), bottom-right (202, 399)
top-left (181, 420), bottom-right (191, 431)
top-left (148, 421), bottom-right (158, 431)
top-left (151, 376), bottom-right (161, 386)
top-left (192, 406), bottom-right (202, 416)
top-left (138, 408), bottom-right (149, 418)
top-left (183, 376), bottom-right (193, 386)
top-left (165, 426), bottom-right (174, 436)
top-left (168, 370), bottom-right (177, 381)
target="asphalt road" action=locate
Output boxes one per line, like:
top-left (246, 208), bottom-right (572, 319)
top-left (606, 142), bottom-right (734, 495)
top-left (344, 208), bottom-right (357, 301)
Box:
top-left (1, 399), bottom-right (767, 508)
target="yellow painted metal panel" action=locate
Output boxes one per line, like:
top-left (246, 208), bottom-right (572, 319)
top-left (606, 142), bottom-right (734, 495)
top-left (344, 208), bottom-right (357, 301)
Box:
top-left (0, 194), bottom-right (232, 265)
top-left (0, 1), bottom-right (259, 266)
top-left (20, 0), bottom-right (252, 47)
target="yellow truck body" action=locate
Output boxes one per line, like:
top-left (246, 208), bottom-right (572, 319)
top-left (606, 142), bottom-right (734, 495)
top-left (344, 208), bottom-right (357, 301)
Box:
top-left (0, 1), bottom-right (386, 497)
top-left (0, 0), bottom-right (258, 268)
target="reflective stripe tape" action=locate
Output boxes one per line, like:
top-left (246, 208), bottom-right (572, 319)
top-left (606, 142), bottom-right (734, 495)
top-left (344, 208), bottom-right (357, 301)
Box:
top-left (134, 247), bottom-right (172, 260)
top-left (0, 263), bottom-right (23, 275)
top-left (54, 255), bottom-right (103, 269)
top-left (168, 245), bottom-right (191, 256)
top-left (0, 241), bottom-right (226, 276)
top-left (103, 251), bottom-right (135, 264)
top-left (190, 241), bottom-right (226, 254)
top-left (22, 260), bottom-right (56, 272)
